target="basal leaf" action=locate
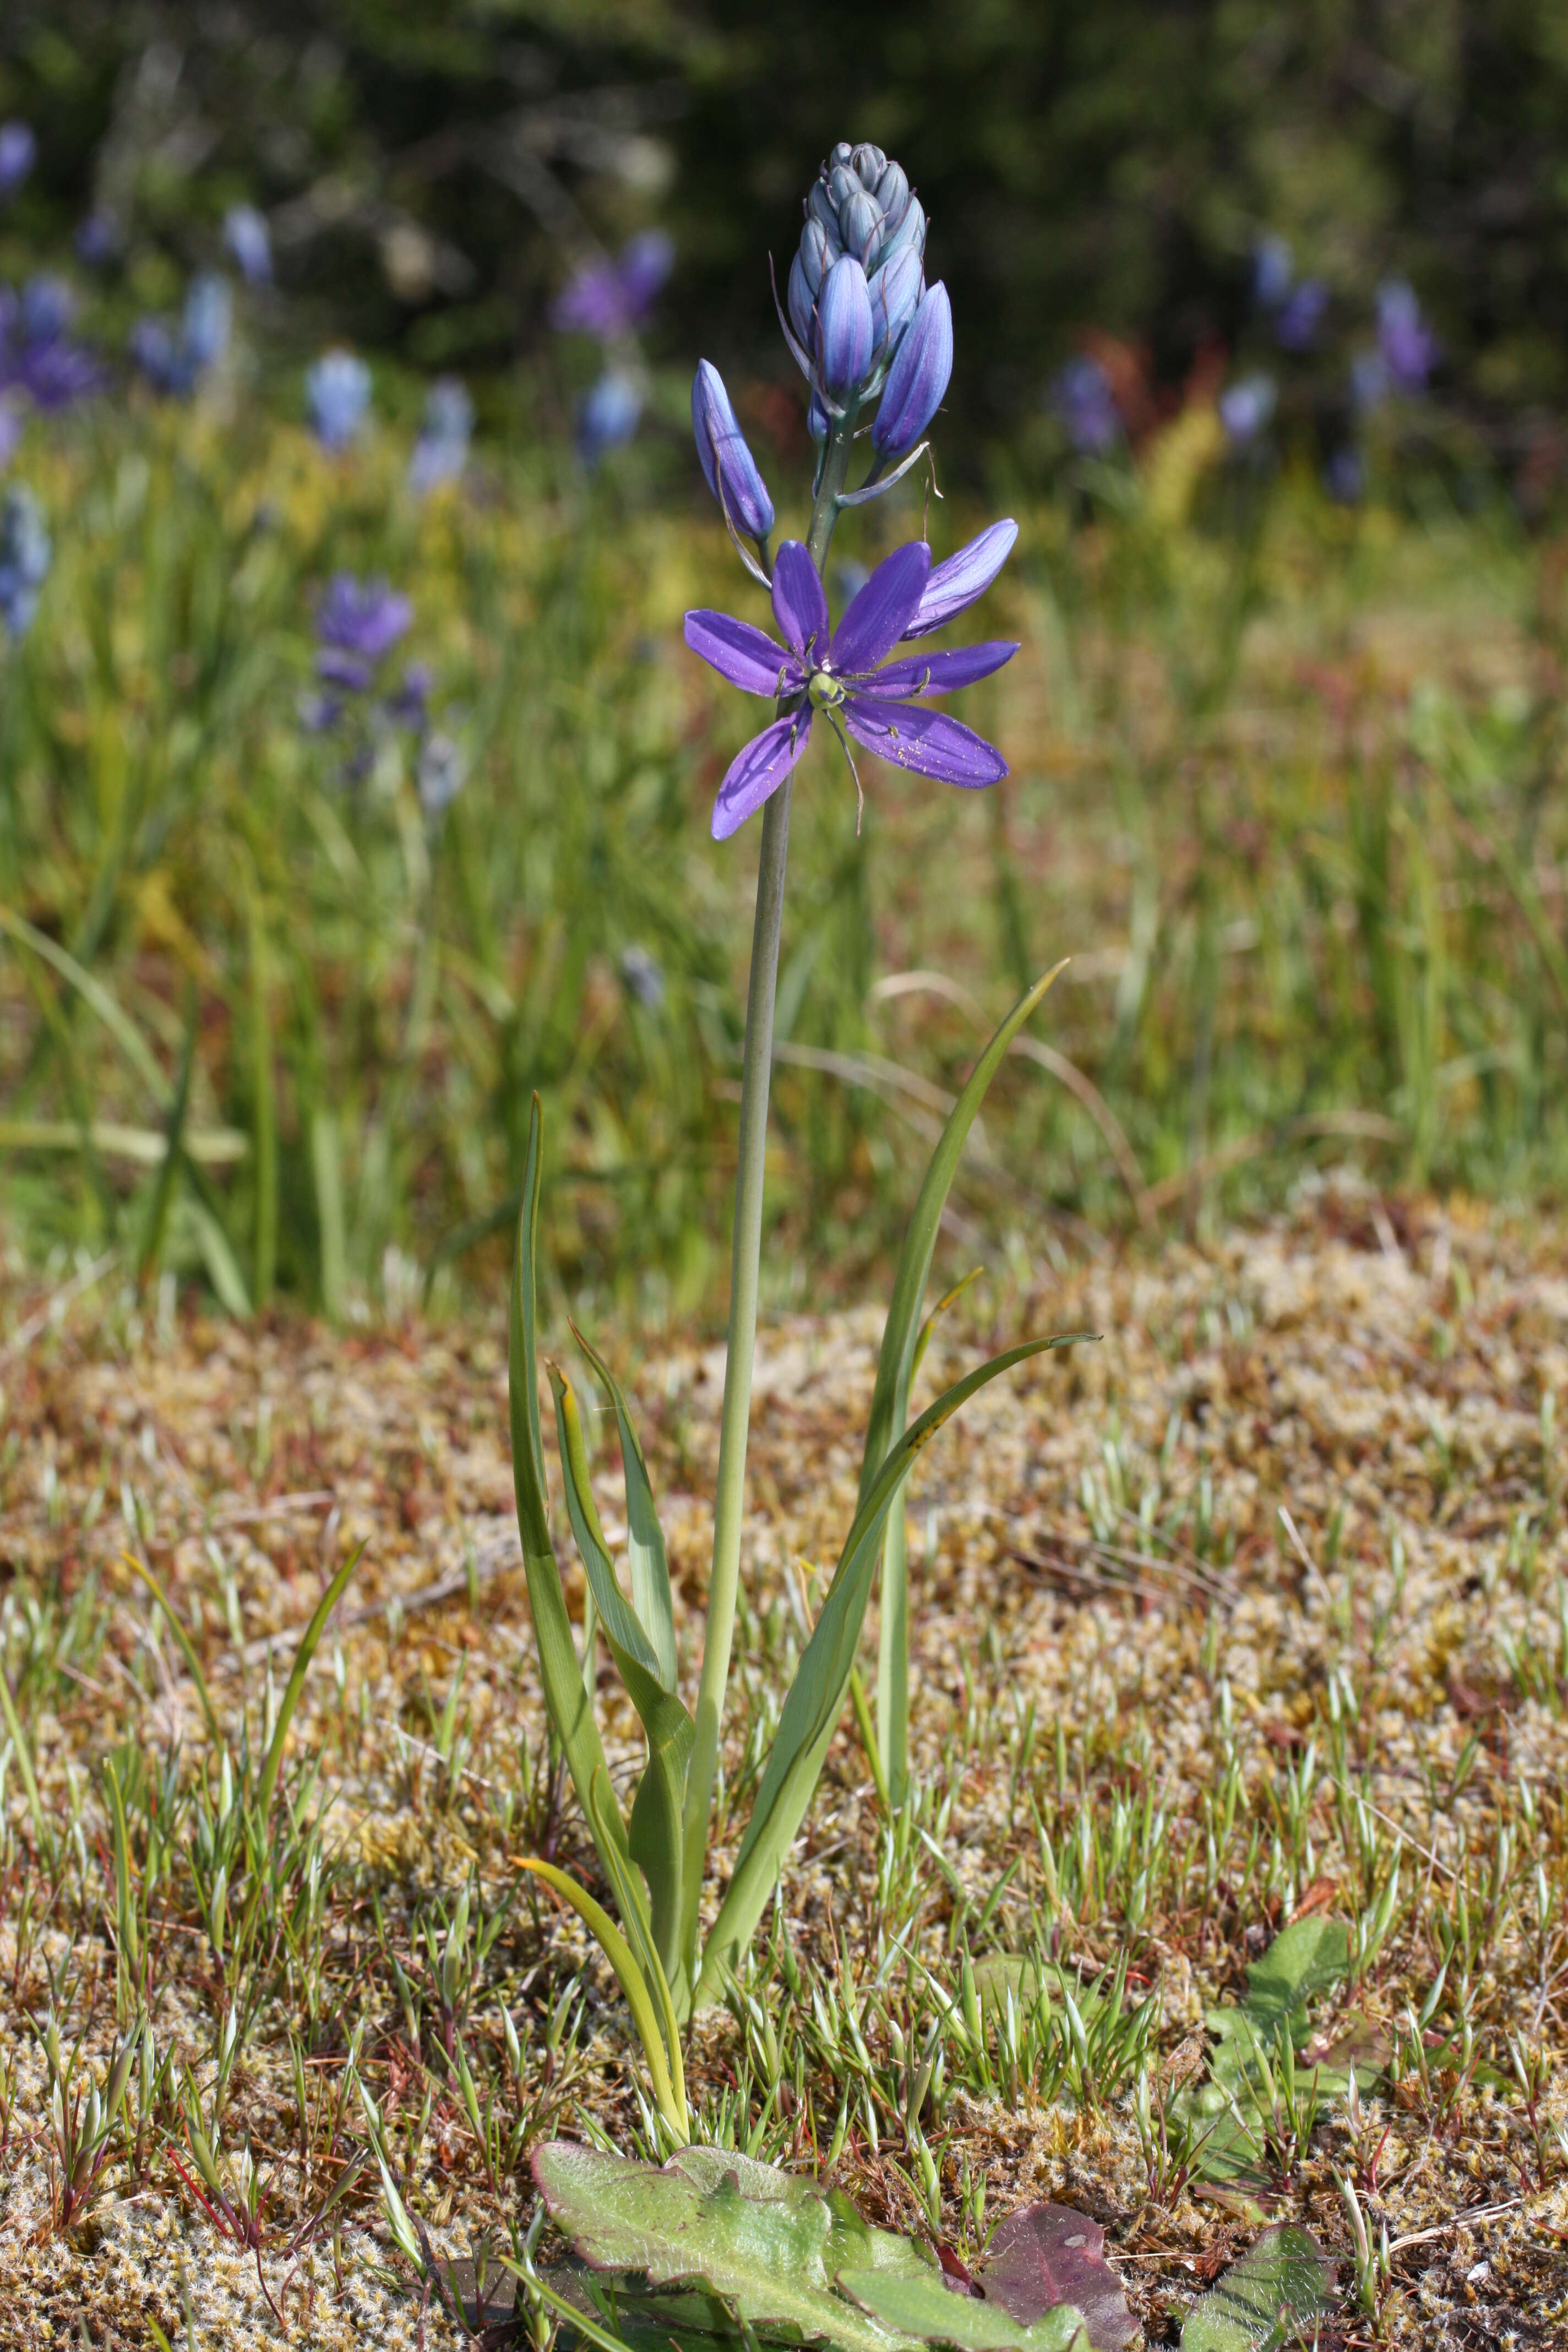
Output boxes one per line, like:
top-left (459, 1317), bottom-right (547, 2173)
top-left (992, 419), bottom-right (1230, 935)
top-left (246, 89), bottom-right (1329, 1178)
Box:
top-left (840, 2267), bottom-right (1090, 2352)
top-left (533, 2141), bottom-right (930, 2352)
top-left (1238, 1917), bottom-right (1349, 2037)
top-left (1179, 2225), bottom-right (1332, 2352)
top-left (549, 1365), bottom-right (692, 1981)
top-left (978, 2204), bottom-right (1138, 2350)
top-left (571, 1323), bottom-right (678, 1693)
top-left (695, 1332), bottom-right (1087, 2002)
top-left (508, 1096), bottom-right (624, 1868)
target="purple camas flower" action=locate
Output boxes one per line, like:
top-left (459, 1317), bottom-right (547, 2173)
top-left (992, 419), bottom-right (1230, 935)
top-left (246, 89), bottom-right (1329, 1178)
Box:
top-left (1273, 279), bottom-right (1328, 352)
top-left (577, 369), bottom-right (642, 464)
top-left (0, 483), bottom-right (51, 636)
top-left (691, 362), bottom-right (774, 541)
top-left (317, 575), bottom-right (412, 691)
top-left (130, 275), bottom-right (231, 398)
top-left (684, 532), bottom-right (1017, 840)
top-left (0, 123), bottom-right (35, 201)
top-left (224, 205), bottom-right (273, 285)
top-left (553, 231), bottom-right (674, 340)
top-left (815, 255), bottom-right (874, 396)
top-left (307, 351), bottom-right (372, 450)
top-left (785, 143), bottom-right (929, 416)
top-left (1218, 372), bottom-right (1277, 447)
top-left (1376, 280), bottom-right (1438, 394)
top-left (409, 376), bottom-right (473, 495)
top-left (1052, 356), bottom-right (1120, 454)
top-left (0, 278), bottom-right (100, 411)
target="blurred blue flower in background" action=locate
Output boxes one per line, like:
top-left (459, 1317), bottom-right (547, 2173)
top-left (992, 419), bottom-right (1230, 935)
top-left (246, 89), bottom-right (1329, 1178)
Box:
top-left (0, 404), bottom-right (19, 470)
top-left (553, 231), bottom-right (673, 340)
top-left (130, 274), bottom-right (232, 397)
top-left (307, 351), bottom-right (372, 450)
top-left (224, 204), bottom-right (273, 286)
top-left (0, 277), bottom-right (100, 410)
top-left (1219, 372), bottom-right (1277, 447)
top-left (74, 211), bottom-right (119, 268)
top-left (0, 124), bottom-right (36, 201)
top-left (619, 944), bottom-right (665, 1009)
top-left (1052, 355), bottom-right (1120, 454)
top-left (1376, 280), bottom-right (1439, 393)
top-left (409, 375), bottom-right (473, 495)
top-left (417, 732), bottom-right (466, 818)
top-left (0, 483), bottom-right (51, 636)
top-left (1273, 279), bottom-right (1329, 352)
top-left (1251, 235), bottom-right (1294, 312)
top-left (315, 574), bottom-right (412, 692)
top-left (577, 368), bottom-right (642, 464)
top-left (1325, 445), bottom-right (1364, 504)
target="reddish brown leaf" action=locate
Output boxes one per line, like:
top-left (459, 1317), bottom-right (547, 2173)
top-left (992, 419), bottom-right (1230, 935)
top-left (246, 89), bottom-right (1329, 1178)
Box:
top-left (978, 2203), bottom-right (1137, 2351)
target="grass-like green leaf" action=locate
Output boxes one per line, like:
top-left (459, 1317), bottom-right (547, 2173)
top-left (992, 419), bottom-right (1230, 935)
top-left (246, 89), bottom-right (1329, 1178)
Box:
top-left (571, 1322), bottom-right (678, 1692)
top-left (1179, 2225), bottom-right (1332, 2351)
top-left (533, 2139), bottom-right (931, 2352)
top-left (508, 1095), bottom-right (625, 1870)
top-left (696, 1330), bottom-right (1090, 2002)
top-left (516, 1859), bottom-right (688, 2139)
top-left (550, 1365), bottom-right (692, 1985)
top-left (255, 1539), bottom-right (365, 1821)
top-left (840, 2268), bottom-right (1090, 2352)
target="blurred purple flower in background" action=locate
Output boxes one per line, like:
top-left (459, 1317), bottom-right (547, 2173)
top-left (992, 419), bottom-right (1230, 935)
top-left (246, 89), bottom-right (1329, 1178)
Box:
top-left (1376, 280), bottom-right (1439, 393)
top-left (0, 277), bottom-right (100, 410)
top-left (316, 574), bottom-right (412, 692)
top-left (0, 483), bottom-right (51, 636)
top-left (1273, 279), bottom-right (1329, 352)
top-left (409, 375), bottom-right (473, 495)
top-left (0, 124), bottom-right (36, 201)
top-left (0, 404), bottom-right (20, 470)
top-left (224, 205), bottom-right (273, 286)
top-left (1219, 372), bottom-right (1277, 448)
top-left (306, 351), bottom-right (372, 450)
top-left (553, 231), bottom-right (673, 340)
top-left (577, 369), bottom-right (642, 464)
top-left (1052, 355), bottom-right (1120, 454)
top-left (683, 533), bottom-right (1017, 840)
top-left (417, 733), bottom-right (466, 818)
top-left (130, 274), bottom-right (232, 398)
top-left (620, 944), bottom-right (665, 1009)
top-left (74, 211), bottom-right (119, 268)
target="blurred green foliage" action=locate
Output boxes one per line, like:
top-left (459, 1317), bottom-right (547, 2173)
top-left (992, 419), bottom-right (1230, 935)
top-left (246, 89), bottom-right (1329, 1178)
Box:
top-left (2, 369), bottom-right (1566, 1320)
top-left (6, 3), bottom-right (1568, 440)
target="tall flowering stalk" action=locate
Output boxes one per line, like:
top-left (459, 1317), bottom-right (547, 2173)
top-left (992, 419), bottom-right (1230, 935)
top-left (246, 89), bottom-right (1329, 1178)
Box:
top-left (510, 141), bottom-right (1080, 2082)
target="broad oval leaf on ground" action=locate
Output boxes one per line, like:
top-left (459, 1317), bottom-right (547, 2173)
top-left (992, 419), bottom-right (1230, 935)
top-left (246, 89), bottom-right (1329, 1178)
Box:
top-left (978, 2204), bottom-right (1139, 2350)
top-left (1179, 2225), bottom-right (1332, 2352)
top-left (840, 2264), bottom-right (1091, 2352)
top-left (533, 2140), bottom-right (934, 2352)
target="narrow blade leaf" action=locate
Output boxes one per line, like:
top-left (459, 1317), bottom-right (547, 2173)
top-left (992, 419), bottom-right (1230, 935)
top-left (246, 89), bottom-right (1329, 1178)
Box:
top-left (516, 1858), bottom-right (684, 2138)
top-left (570, 1323), bottom-right (678, 1691)
top-left (697, 1331), bottom-right (1089, 1998)
top-left (508, 1098), bottom-right (625, 1866)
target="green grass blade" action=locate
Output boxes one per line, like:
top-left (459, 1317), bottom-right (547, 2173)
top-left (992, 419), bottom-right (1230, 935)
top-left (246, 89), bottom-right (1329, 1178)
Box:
top-left (0, 903), bottom-right (170, 1109)
top-left (122, 1550), bottom-right (222, 1748)
top-left (551, 1366), bottom-right (692, 1980)
top-left (697, 1330), bottom-right (1091, 1999)
top-left (135, 985), bottom-right (197, 1290)
top-left (247, 886), bottom-right (277, 1309)
top-left (0, 1670), bottom-right (48, 1853)
top-left (856, 966), bottom-right (1066, 1512)
top-left (570, 1322), bottom-right (677, 1692)
top-left (508, 1096), bottom-right (625, 1865)
top-left (255, 1539), bottom-right (364, 1820)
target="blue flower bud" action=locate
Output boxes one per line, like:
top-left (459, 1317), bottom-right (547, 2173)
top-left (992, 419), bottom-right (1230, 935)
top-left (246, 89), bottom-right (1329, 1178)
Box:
top-left (852, 143), bottom-right (887, 186)
top-left (807, 179), bottom-right (839, 239)
top-left (827, 140), bottom-right (855, 172)
top-left (869, 245), bottom-right (923, 360)
top-left (873, 280), bottom-right (952, 458)
top-left (787, 251), bottom-right (815, 347)
top-left (798, 217), bottom-right (833, 297)
top-left (815, 255), bottom-right (874, 396)
top-left (827, 164), bottom-right (859, 214)
top-left (875, 195), bottom-right (926, 273)
top-left (839, 188), bottom-right (883, 266)
top-left (875, 161), bottom-right (910, 223)
top-left (692, 360), bottom-right (775, 540)
top-left (808, 390), bottom-right (830, 444)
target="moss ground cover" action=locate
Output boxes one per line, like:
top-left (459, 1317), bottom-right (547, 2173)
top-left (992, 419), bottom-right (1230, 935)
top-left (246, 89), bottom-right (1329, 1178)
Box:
top-left (1, 1184), bottom-right (1564, 2344)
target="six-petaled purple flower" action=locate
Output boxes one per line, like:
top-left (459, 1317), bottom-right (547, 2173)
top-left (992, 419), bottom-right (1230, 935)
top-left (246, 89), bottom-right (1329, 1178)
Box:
top-left (684, 531), bottom-right (1018, 840)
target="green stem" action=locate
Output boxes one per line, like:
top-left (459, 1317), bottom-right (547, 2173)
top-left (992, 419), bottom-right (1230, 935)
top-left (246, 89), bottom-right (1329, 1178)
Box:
top-left (679, 413), bottom-right (854, 1995)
